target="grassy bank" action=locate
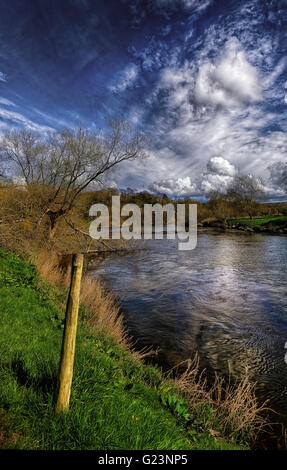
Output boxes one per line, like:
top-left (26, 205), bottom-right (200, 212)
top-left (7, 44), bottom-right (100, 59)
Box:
top-left (227, 216), bottom-right (287, 228)
top-left (0, 248), bottom-right (248, 450)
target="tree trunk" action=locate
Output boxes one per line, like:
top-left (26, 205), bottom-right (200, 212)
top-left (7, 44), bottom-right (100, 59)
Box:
top-left (49, 219), bottom-right (59, 240)
top-left (47, 210), bottom-right (63, 240)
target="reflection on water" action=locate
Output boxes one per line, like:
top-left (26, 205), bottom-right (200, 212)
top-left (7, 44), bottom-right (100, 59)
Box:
top-left (89, 229), bottom-right (287, 417)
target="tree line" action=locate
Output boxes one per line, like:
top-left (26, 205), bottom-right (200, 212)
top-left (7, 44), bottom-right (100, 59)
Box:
top-left (0, 121), bottom-right (286, 245)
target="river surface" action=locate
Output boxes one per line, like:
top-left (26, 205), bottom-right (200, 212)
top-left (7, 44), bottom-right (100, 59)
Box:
top-left (89, 229), bottom-right (287, 417)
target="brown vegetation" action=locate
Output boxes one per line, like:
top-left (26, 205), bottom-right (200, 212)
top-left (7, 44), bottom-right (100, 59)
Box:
top-left (0, 121), bottom-right (146, 240)
top-left (162, 357), bottom-right (271, 448)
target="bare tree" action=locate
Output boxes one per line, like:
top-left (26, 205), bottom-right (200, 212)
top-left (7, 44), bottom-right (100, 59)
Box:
top-left (225, 174), bottom-right (265, 219)
top-left (1, 120), bottom-right (146, 239)
top-left (207, 190), bottom-right (234, 224)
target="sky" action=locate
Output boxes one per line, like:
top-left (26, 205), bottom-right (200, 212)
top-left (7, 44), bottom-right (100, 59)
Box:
top-left (0, 0), bottom-right (287, 200)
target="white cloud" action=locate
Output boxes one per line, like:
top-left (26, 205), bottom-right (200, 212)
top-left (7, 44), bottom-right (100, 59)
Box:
top-left (126, 0), bottom-right (213, 26)
top-left (198, 157), bottom-right (238, 194)
top-left (133, 27), bottom-right (286, 196)
top-left (0, 97), bottom-right (15, 107)
top-left (148, 157), bottom-right (236, 197)
top-left (151, 0), bottom-right (213, 16)
top-left (149, 176), bottom-right (197, 196)
top-left (154, 0), bottom-right (211, 9)
top-left (109, 63), bottom-right (138, 93)
top-left (199, 173), bottom-right (234, 194)
top-left (114, 1), bottom-right (286, 201)
top-left (0, 107), bottom-right (54, 133)
top-left (0, 72), bottom-right (7, 82)
top-left (206, 156), bottom-right (237, 177)
top-left (194, 38), bottom-right (262, 108)
top-left (146, 155), bottom-right (285, 199)
top-left (155, 38), bottom-right (262, 125)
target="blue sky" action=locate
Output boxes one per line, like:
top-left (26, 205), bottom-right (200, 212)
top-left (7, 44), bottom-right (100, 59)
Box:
top-left (0, 0), bottom-right (287, 199)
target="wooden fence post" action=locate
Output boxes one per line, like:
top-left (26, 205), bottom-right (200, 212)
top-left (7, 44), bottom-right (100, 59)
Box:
top-left (56, 253), bottom-right (84, 413)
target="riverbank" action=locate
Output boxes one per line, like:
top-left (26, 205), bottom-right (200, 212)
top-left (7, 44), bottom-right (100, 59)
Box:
top-left (87, 230), bottom-right (287, 449)
top-left (0, 248), bottom-right (254, 450)
top-left (201, 216), bottom-right (287, 234)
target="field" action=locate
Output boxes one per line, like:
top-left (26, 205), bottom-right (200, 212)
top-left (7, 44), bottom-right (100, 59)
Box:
top-left (227, 216), bottom-right (287, 227)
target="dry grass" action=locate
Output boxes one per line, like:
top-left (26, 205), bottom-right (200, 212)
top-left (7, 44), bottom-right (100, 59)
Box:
top-left (31, 249), bottom-right (155, 361)
top-left (80, 274), bottom-right (127, 344)
top-left (164, 357), bottom-right (270, 445)
top-left (211, 374), bottom-right (268, 439)
top-left (32, 250), bottom-right (126, 342)
top-left (33, 251), bottom-right (71, 287)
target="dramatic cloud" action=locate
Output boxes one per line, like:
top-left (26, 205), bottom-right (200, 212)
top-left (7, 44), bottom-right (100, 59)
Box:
top-left (269, 161), bottom-right (287, 192)
top-left (149, 176), bottom-right (197, 196)
top-left (194, 38), bottom-right (262, 108)
top-left (199, 156), bottom-right (237, 194)
top-left (206, 156), bottom-right (237, 177)
top-left (123, 3), bottom-right (287, 201)
top-left (0, 1), bottom-right (286, 200)
top-left (147, 154), bottom-right (287, 200)
top-left (148, 157), bottom-right (237, 197)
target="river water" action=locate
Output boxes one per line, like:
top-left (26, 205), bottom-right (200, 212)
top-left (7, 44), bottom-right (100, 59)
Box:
top-left (89, 229), bottom-right (287, 417)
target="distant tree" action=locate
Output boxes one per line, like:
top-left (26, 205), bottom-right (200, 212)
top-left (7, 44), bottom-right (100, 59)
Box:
top-left (126, 187), bottom-right (135, 195)
top-left (0, 120), bottom-right (146, 239)
top-left (207, 190), bottom-right (233, 224)
top-left (226, 174), bottom-right (265, 219)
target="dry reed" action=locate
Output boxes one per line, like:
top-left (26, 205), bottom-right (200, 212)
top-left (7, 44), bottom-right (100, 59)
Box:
top-left (164, 357), bottom-right (270, 445)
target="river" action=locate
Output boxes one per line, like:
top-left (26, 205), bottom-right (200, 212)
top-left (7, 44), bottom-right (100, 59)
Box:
top-left (88, 229), bottom-right (287, 418)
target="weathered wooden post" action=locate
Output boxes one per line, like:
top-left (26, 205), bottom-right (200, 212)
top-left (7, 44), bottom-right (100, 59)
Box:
top-left (56, 253), bottom-right (84, 413)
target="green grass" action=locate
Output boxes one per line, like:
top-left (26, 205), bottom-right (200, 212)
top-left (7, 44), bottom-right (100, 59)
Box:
top-left (227, 216), bottom-right (287, 227)
top-left (0, 248), bottom-right (243, 450)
